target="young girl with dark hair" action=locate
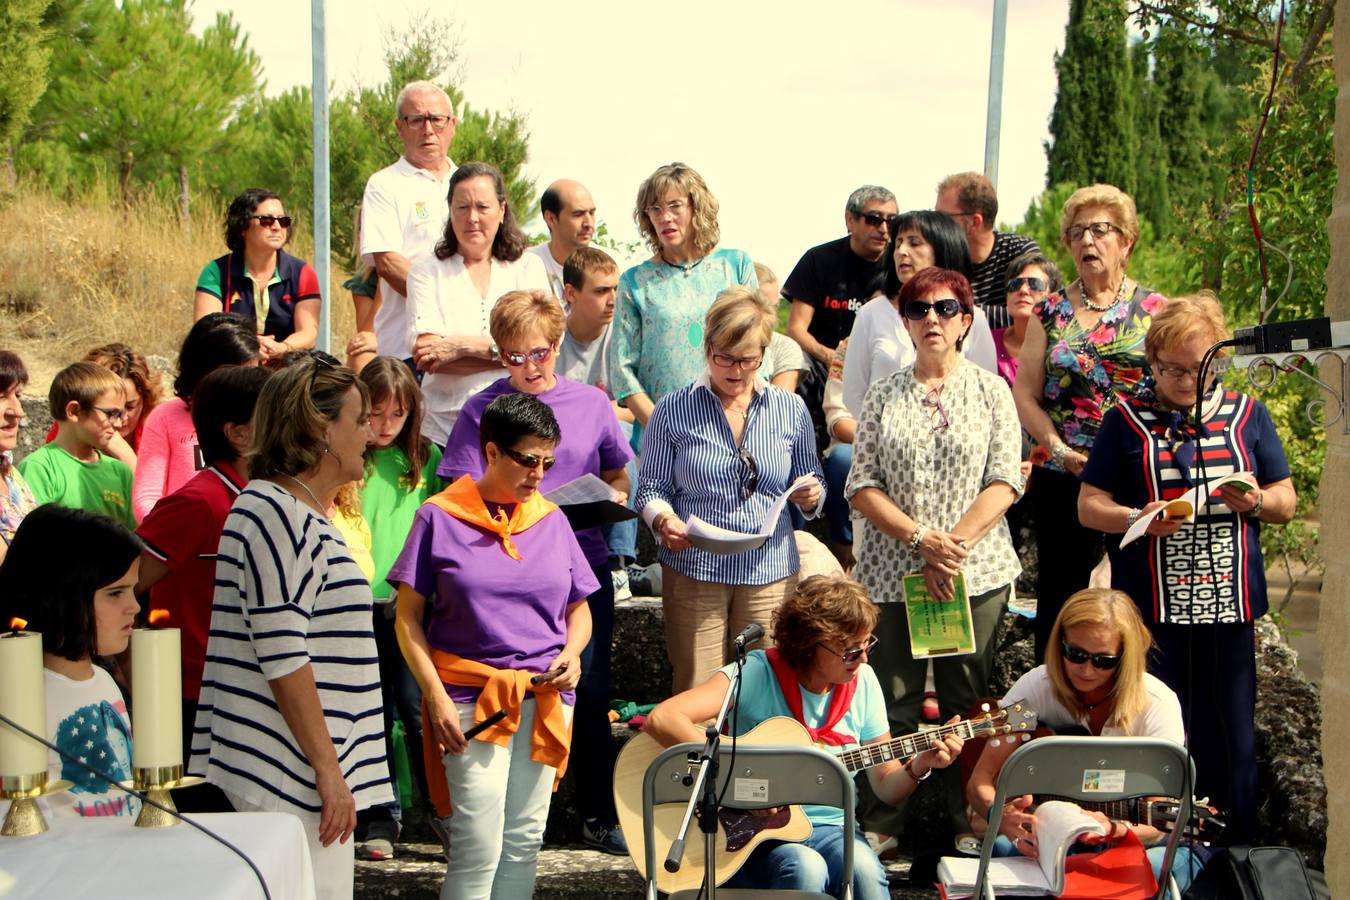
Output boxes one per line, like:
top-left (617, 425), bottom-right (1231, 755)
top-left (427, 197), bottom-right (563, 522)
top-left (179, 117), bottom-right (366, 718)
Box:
top-left (0, 506), bottom-right (143, 819)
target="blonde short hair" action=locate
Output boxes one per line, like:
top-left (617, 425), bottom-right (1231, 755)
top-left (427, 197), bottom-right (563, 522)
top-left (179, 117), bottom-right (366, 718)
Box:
top-left (634, 162), bottom-right (720, 258)
top-left (1145, 292), bottom-right (1230, 363)
top-left (490, 289), bottom-right (565, 347)
top-left (249, 358), bottom-right (369, 479)
top-left (1060, 184), bottom-right (1140, 251)
top-left (703, 287), bottom-right (774, 357)
top-left (49, 362), bottom-right (125, 419)
top-left (1045, 588), bottom-right (1154, 733)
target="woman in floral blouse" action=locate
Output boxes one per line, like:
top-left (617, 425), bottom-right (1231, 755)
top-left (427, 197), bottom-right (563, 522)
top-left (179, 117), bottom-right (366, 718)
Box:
top-left (846, 268), bottom-right (1022, 845)
top-left (1012, 184), bottom-right (1166, 662)
top-left (0, 350), bottom-right (36, 565)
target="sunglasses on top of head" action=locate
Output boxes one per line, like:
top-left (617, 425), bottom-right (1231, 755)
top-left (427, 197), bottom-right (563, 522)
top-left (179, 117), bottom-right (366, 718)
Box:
top-left (902, 298), bottom-right (963, 320)
top-left (1061, 640), bottom-right (1122, 670)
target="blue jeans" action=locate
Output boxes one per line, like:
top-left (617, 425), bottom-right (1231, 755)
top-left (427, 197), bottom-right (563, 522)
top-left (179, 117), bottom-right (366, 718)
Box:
top-left (572, 562), bottom-right (618, 822)
top-left (822, 443), bottom-right (853, 545)
top-left (724, 823), bottom-right (890, 900)
top-left (602, 422), bottom-right (638, 562)
top-left (991, 833), bottom-right (1205, 894)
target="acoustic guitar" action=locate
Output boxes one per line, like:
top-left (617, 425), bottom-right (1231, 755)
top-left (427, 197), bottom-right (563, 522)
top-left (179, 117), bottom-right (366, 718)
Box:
top-left (613, 702), bottom-right (1039, 894)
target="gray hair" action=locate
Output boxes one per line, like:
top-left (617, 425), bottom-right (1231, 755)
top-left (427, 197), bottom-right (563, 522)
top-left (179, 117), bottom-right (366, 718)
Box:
top-left (846, 185), bottom-right (896, 215)
top-left (394, 81), bottom-right (455, 118)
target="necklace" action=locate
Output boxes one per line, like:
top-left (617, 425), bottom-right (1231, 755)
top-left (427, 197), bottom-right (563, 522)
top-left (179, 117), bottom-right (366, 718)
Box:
top-left (661, 252), bottom-right (706, 278)
top-left (281, 473), bottom-right (325, 515)
top-left (1077, 275), bottom-right (1128, 313)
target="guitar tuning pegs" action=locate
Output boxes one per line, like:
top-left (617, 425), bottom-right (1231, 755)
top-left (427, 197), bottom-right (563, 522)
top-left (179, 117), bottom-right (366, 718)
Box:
top-left (989, 738), bottom-right (1001, 748)
top-left (1021, 733), bottom-right (1031, 742)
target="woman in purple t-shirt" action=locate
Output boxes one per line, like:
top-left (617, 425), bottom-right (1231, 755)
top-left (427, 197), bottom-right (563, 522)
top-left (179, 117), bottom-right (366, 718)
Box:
top-left (391, 393), bottom-right (598, 900)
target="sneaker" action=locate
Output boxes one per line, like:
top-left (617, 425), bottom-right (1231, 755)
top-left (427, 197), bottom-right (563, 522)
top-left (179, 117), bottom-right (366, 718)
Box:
top-left (626, 562), bottom-right (662, 596)
top-left (611, 567), bottom-right (633, 602)
top-left (356, 837), bottom-right (395, 861)
top-left (582, 818), bottom-right (629, 856)
top-left (429, 814), bottom-right (451, 860)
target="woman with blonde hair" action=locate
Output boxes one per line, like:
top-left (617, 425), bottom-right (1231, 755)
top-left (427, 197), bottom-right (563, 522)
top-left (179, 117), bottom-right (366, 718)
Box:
top-left (967, 587), bottom-right (1201, 890)
top-left (1078, 292), bottom-right (1294, 844)
top-left (636, 287), bottom-right (823, 693)
top-left (606, 163), bottom-right (757, 446)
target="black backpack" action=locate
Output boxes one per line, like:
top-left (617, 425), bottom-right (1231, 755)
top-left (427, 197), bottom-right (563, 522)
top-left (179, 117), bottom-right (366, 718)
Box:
top-left (1184, 846), bottom-right (1327, 900)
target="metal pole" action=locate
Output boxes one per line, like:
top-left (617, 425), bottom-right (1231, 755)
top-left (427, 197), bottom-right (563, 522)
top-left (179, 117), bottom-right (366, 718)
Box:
top-left (311, 0), bottom-right (332, 354)
top-left (984, 0), bottom-right (1008, 190)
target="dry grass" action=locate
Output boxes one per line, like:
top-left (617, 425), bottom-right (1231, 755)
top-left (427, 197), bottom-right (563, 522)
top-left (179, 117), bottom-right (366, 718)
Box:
top-left (0, 183), bottom-right (356, 391)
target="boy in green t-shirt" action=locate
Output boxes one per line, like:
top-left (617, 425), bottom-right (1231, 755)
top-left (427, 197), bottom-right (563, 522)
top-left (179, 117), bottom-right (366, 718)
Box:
top-left (19, 362), bottom-right (135, 528)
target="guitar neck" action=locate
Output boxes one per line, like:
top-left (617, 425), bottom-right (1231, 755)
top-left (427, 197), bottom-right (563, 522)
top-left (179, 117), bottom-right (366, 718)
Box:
top-left (835, 719), bottom-right (984, 773)
top-left (1040, 795), bottom-right (1140, 823)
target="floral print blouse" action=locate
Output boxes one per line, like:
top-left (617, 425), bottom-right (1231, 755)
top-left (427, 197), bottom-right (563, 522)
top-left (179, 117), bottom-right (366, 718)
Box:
top-left (846, 362), bottom-right (1023, 601)
top-left (1028, 284), bottom-right (1167, 471)
top-left (1, 454), bottom-right (36, 554)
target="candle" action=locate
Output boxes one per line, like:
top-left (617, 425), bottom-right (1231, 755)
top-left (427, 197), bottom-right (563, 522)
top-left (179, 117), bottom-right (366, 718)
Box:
top-left (131, 627), bottom-right (182, 770)
top-left (0, 627), bottom-right (46, 778)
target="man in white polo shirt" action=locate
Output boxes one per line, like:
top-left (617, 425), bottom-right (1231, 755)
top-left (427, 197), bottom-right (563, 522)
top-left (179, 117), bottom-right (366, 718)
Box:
top-left (527, 179), bottom-right (597, 306)
top-left (359, 80), bottom-right (458, 363)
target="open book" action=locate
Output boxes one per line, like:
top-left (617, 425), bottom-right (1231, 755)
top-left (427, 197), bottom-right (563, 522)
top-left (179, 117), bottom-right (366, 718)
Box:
top-left (1120, 471), bottom-right (1258, 548)
top-left (938, 801), bottom-right (1107, 897)
top-left (684, 474), bottom-right (817, 554)
top-left (543, 474), bottom-right (638, 529)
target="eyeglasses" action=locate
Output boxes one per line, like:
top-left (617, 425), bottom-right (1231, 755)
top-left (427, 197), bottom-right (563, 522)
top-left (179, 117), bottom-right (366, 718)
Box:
top-left (92, 405), bottom-right (126, 423)
top-left (711, 351), bottom-right (764, 370)
top-left (858, 211), bottom-right (897, 228)
top-left (644, 199), bottom-right (688, 218)
top-left (820, 635), bottom-right (878, 664)
top-left (1155, 363), bottom-right (1204, 381)
top-left (737, 449), bottom-right (759, 502)
top-left (1065, 221), bottom-right (1121, 243)
top-left (502, 345), bottom-right (554, 367)
top-left (1006, 277), bottom-right (1048, 294)
top-left (400, 114), bottom-right (453, 131)
top-left (921, 387), bottom-right (949, 432)
top-left (902, 298), bottom-right (963, 320)
top-left (252, 214), bottom-right (293, 229)
top-left (502, 447), bottom-right (556, 471)
top-left (1061, 640), bottom-right (1122, 670)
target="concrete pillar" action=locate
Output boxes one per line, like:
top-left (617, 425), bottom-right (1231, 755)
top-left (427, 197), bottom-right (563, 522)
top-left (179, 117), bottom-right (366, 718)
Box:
top-left (1321, 4), bottom-right (1350, 892)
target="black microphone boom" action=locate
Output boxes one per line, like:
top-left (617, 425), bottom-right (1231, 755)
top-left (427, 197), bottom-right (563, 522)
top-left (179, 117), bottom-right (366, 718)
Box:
top-left (733, 623), bottom-right (765, 650)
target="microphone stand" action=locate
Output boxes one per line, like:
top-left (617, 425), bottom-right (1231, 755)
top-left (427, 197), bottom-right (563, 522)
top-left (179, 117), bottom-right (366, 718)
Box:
top-left (662, 639), bottom-right (750, 899)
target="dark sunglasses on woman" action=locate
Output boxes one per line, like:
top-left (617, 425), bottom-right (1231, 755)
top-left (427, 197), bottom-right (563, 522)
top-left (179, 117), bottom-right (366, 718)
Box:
top-left (252, 214), bottom-right (293, 229)
top-left (902, 298), bottom-right (963, 320)
top-left (1006, 277), bottom-right (1047, 293)
top-left (1061, 640), bottom-right (1122, 670)
top-left (503, 447), bottom-right (556, 471)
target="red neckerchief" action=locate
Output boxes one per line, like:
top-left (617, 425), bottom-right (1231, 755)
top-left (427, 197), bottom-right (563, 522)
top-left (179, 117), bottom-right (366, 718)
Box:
top-left (764, 647), bottom-right (858, 746)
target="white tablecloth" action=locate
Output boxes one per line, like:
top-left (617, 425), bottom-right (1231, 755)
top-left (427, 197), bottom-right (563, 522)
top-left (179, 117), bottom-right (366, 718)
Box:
top-left (0, 811), bottom-right (315, 899)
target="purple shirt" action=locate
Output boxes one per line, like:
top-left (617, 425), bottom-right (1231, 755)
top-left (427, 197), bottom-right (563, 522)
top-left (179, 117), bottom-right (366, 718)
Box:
top-left (387, 500), bottom-right (599, 704)
top-left (437, 376), bottom-right (634, 567)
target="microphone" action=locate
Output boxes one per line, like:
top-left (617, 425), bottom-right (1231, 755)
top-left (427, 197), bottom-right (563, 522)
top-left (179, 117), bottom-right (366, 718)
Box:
top-left (733, 623), bottom-right (765, 651)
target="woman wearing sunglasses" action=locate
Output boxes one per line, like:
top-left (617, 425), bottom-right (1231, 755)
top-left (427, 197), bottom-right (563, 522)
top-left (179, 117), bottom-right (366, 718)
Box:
top-left (967, 587), bottom-right (1203, 891)
top-left (1077, 294), bottom-right (1295, 845)
top-left (390, 392), bottom-right (597, 899)
top-left (437, 288), bottom-right (634, 853)
top-left (636, 287), bottom-right (824, 695)
top-left (194, 188), bottom-right (320, 363)
top-left (643, 575), bottom-right (964, 899)
top-left (846, 267), bottom-right (1022, 849)
top-left (994, 252), bottom-right (1062, 389)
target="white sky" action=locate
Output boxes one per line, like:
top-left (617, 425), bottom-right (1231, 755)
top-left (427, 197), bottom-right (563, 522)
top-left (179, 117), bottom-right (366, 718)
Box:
top-left (192, 0), bottom-right (1067, 278)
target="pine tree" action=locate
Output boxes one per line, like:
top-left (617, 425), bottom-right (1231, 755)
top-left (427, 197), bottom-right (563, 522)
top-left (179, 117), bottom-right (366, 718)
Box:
top-left (0, 0), bottom-right (55, 185)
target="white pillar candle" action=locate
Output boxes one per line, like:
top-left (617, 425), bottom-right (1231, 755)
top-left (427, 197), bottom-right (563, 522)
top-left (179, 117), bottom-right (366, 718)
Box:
top-left (0, 629), bottom-right (46, 778)
top-left (131, 627), bottom-right (182, 771)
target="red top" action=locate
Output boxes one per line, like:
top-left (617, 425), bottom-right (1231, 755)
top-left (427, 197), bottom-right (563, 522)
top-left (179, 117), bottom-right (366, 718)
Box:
top-left (136, 462), bottom-right (246, 700)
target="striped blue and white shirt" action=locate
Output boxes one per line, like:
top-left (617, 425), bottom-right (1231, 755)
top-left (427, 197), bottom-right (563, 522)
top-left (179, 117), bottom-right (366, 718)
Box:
top-left (189, 480), bottom-right (393, 814)
top-left (636, 373), bottom-right (824, 585)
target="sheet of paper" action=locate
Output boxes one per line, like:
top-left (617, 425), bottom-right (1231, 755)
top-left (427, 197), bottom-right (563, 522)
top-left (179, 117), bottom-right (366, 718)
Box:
top-left (680, 474), bottom-right (818, 555)
top-left (901, 572), bottom-right (976, 658)
top-left (1120, 470), bottom-right (1257, 548)
top-left (543, 473), bottom-right (622, 506)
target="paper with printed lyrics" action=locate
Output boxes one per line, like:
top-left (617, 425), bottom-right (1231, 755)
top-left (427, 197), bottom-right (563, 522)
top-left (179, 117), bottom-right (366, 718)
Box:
top-left (901, 572), bottom-right (976, 658)
top-left (1119, 470), bottom-right (1257, 548)
top-left (683, 474), bottom-right (819, 554)
top-left (543, 474), bottom-right (637, 528)
top-left (937, 801), bottom-right (1108, 897)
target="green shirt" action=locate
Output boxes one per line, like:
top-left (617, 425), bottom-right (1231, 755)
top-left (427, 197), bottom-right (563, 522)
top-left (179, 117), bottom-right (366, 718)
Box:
top-left (360, 443), bottom-right (444, 599)
top-left (18, 443), bottom-right (135, 529)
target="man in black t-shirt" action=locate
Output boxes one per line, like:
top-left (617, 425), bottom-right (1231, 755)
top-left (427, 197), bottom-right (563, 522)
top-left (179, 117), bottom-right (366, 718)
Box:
top-left (935, 171), bottom-right (1040, 330)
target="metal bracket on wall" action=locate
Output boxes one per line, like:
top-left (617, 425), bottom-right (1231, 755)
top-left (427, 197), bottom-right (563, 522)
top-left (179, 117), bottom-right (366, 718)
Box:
top-left (1229, 348), bottom-right (1350, 433)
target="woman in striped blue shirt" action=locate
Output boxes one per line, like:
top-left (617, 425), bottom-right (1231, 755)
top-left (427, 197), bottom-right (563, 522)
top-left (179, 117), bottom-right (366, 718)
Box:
top-left (636, 288), bottom-right (825, 693)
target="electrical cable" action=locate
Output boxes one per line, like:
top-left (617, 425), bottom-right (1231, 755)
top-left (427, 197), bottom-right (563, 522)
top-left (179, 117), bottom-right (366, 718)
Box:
top-left (0, 710), bottom-right (273, 900)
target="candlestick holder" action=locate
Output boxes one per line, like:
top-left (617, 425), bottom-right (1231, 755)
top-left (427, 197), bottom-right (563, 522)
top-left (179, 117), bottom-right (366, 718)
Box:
top-left (1, 771), bottom-right (71, 837)
top-left (128, 765), bottom-right (204, 828)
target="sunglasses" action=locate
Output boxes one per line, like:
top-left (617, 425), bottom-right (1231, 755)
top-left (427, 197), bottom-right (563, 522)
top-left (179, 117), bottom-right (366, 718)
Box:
top-left (858, 211), bottom-right (897, 228)
top-left (1006, 277), bottom-right (1047, 293)
top-left (820, 635), bottom-right (879, 665)
top-left (502, 447), bottom-right (556, 471)
top-left (502, 345), bottom-right (554, 367)
top-left (252, 214), bottom-right (293, 229)
top-left (737, 449), bottom-right (759, 502)
top-left (1061, 640), bottom-right (1122, 670)
top-left (902, 298), bottom-right (963, 320)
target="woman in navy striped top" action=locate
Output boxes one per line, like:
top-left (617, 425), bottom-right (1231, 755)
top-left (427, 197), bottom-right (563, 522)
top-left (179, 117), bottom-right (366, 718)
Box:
top-left (635, 287), bottom-right (825, 693)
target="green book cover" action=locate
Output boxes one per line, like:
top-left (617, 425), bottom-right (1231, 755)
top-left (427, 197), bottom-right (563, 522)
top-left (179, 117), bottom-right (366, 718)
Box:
top-left (901, 572), bottom-right (976, 658)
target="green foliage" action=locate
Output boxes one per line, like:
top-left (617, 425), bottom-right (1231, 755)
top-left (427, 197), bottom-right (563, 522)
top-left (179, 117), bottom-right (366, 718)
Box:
top-left (0, 0), bottom-right (54, 155)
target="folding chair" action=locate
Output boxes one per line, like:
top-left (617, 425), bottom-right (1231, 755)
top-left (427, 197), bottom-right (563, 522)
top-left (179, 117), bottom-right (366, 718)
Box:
top-left (639, 740), bottom-right (858, 900)
top-left (975, 736), bottom-right (1194, 900)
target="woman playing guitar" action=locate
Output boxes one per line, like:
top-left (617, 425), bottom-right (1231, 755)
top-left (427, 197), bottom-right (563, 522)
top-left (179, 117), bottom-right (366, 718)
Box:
top-left (966, 587), bottom-right (1205, 892)
top-left (643, 575), bottom-right (965, 898)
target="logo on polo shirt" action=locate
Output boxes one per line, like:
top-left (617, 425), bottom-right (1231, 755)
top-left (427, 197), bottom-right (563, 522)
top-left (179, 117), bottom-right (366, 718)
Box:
top-left (414, 201), bottom-right (429, 221)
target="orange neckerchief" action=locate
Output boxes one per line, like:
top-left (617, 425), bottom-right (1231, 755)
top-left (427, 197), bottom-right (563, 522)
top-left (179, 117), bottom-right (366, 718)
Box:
top-left (424, 475), bottom-right (558, 560)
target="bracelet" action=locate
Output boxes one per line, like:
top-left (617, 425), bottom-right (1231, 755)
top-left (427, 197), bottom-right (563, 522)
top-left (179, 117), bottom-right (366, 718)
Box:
top-left (1245, 490), bottom-right (1265, 519)
top-left (1125, 508), bottom-right (1142, 530)
top-left (652, 512), bottom-right (672, 533)
top-left (904, 757), bottom-right (931, 782)
top-left (909, 525), bottom-right (928, 553)
top-left (1050, 442), bottom-right (1069, 466)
